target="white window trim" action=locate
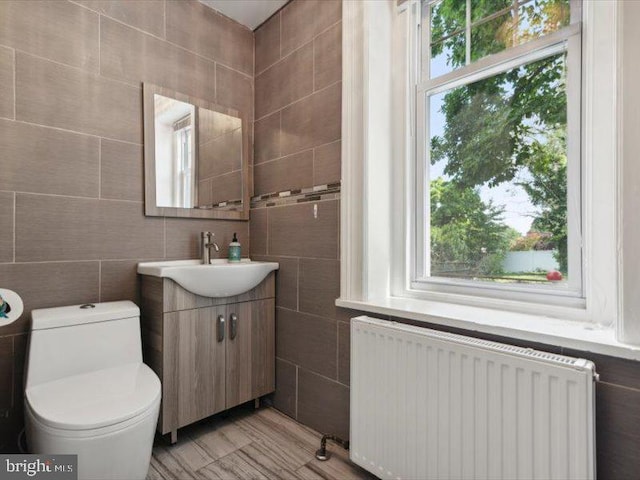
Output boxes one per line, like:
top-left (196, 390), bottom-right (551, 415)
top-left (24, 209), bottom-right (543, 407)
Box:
top-left (413, 12), bottom-right (583, 304)
top-left (338, 0), bottom-right (638, 352)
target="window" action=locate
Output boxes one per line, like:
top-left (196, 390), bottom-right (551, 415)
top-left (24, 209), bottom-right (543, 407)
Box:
top-left (414, 0), bottom-right (582, 303)
top-left (339, 0), bottom-right (620, 343)
top-left (173, 115), bottom-right (194, 209)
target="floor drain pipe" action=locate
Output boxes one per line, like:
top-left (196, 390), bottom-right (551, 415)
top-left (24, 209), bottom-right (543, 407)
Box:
top-left (315, 434), bottom-right (350, 461)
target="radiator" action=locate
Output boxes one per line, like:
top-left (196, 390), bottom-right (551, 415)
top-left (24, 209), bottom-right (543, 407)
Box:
top-left (350, 316), bottom-right (596, 480)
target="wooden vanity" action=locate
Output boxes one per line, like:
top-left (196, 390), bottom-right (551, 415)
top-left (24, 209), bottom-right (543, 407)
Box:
top-left (139, 273), bottom-right (275, 442)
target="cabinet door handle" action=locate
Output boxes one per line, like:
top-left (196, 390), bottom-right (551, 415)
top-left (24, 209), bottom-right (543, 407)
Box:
top-left (217, 315), bottom-right (225, 342)
top-left (230, 313), bottom-right (238, 340)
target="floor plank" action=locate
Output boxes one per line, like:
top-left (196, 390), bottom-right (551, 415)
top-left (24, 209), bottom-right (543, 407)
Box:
top-left (235, 441), bottom-right (303, 479)
top-left (196, 452), bottom-right (269, 480)
top-left (148, 406), bottom-right (372, 480)
top-left (303, 457), bottom-right (376, 480)
top-left (151, 445), bottom-right (201, 480)
top-left (189, 417), bottom-right (253, 461)
top-left (146, 462), bottom-right (166, 480)
top-left (232, 410), bottom-right (317, 469)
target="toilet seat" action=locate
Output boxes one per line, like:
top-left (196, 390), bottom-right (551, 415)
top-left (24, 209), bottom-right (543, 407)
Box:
top-left (26, 362), bottom-right (160, 432)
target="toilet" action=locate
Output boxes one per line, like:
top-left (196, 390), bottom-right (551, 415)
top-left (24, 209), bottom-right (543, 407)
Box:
top-left (24, 301), bottom-right (161, 480)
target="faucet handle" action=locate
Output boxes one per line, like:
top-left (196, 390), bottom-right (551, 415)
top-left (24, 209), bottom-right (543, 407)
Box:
top-left (201, 231), bottom-right (212, 240)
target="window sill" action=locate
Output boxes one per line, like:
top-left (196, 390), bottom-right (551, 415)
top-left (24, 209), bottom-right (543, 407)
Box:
top-left (336, 296), bottom-right (640, 361)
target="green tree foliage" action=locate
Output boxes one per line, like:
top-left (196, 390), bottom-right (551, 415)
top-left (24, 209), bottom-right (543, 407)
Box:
top-left (509, 231), bottom-right (555, 252)
top-left (518, 131), bottom-right (568, 272)
top-left (428, 0), bottom-right (570, 275)
top-left (430, 55), bottom-right (567, 189)
top-left (430, 178), bottom-right (516, 275)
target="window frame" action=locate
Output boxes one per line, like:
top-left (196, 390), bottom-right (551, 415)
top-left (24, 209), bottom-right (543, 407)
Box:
top-left (172, 120), bottom-right (195, 209)
top-left (411, 0), bottom-right (584, 306)
top-left (338, 0), bottom-right (621, 339)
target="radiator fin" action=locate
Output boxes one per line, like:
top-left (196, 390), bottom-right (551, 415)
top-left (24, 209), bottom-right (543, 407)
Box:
top-left (350, 316), bottom-right (596, 480)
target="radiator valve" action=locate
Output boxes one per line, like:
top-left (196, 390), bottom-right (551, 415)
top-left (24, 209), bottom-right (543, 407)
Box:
top-left (315, 434), bottom-right (350, 461)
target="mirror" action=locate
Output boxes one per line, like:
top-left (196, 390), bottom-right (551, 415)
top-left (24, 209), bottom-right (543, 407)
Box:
top-left (153, 95), bottom-right (196, 209)
top-left (143, 84), bottom-right (250, 220)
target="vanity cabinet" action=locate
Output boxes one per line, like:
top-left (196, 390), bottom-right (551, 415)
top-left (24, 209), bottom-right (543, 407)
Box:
top-left (139, 273), bottom-right (275, 441)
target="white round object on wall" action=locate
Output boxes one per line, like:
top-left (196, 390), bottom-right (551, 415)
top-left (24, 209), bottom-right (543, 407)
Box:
top-left (0, 289), bottom-right (23, 327)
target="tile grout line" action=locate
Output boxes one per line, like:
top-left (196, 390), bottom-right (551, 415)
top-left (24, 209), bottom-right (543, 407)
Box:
top-left (0, 260), bottom-right (101, 266)
top-left (312, 37), bottom-right (316, 93)
top-left (256, 16), bottom-right (342, 78)
top-left (277, 305), bottom-right (340, 325)
top-left (254, 136), bottom-right (340, 168)
top-left (0, 190), bottom-right (145, 204)
top-left (98, 13), bottom-right (101, 73)
top-left (98, 138), bottom-right (102, 199)
top-left (296, 362), bottom-right (350, 390)
top-left (15, 48), bottom-right (140, 91)
top-left (7, 118), bottom-right (142, 146)
top-left (596, 380), bottom-right (640, 393)
top-left (114, 4), bottom-right (254, 80)
top-left (295, 365), bottom-right (299, 419)
top-left (254, 167), bottom-right (317, 199)
top-left (190, 443), bottom-right (240, 475)
top-left (10, 336), bottom-right (15, 413)
top-left (0, 332), bottom-right (27, 340)
top-left (12, 192), bottom-right (16, 263)
top-left (296, 257), bottom-right (300, 311)
top-left (279, 11), bottom-right (282, 63)
top-left (278, 110), bottom-right (282, 159)
top-left (70, 1), bottom-right (254, 81)
top-left (12, 47), bottom-right (16, 120)
top-left (275, 356), bottom-right (299, 369)
top-left (252, 10), bottom-right (256, 86)
top-left (254, 79), bottom-right (341, 124)
top-left (336, 321), bottom-right (339, 380)
top-left (337, 195), bottom-right (341, 261)
top-left (312, 147), bottom-right (316, 186)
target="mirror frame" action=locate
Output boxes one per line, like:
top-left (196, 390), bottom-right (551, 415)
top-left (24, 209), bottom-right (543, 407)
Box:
top-left (143, 83), bottom-right (250, 220)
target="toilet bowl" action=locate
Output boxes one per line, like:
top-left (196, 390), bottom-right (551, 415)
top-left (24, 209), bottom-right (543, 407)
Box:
top-left (24, 301), bottom-right (161, 480)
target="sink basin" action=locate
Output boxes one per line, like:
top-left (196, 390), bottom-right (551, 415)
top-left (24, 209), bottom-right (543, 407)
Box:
top-left (137, 259), bottom-right (279, 298)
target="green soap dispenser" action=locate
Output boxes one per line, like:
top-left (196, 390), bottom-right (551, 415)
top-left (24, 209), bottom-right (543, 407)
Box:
top-left (228, 233), bottom-right (241, 262)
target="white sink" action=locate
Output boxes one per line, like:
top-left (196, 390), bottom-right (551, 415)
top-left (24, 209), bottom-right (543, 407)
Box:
top-left (137, 259), bottom-right (279, 298)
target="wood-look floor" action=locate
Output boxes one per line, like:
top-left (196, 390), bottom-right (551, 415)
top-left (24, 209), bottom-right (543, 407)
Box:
top-left (147, 404), bottom-right (376, 480)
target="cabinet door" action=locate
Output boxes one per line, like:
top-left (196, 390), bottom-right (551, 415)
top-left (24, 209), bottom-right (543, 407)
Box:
top-left (172, 306), bottom-right (226, 429)
top-left (225, 299), bottom-right (276, 408)
top-left (250, 298), bottom-right (275, 398)
top-left (225, 302), bottom-right (252, 407)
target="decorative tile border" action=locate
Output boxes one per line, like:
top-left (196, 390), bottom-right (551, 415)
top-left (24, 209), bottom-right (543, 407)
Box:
top-left (251, 183), bottom-right (341, 209)
top-left (196, 198), bottom-right (243, 211)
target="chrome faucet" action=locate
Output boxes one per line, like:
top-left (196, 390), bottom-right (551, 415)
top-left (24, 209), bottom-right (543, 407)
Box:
top-left (201, 231), bottom-right (220, 264)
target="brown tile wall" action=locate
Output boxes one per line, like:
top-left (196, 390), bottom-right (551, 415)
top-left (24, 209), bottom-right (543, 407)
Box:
top-left (251, 0), bottom-right (346, 442)
top-left (0, 0), bottom-right (253, 451)
top-left (252, 1), bottom-right (640, 477)
top-left (253, 0), bottom-right (342, 198)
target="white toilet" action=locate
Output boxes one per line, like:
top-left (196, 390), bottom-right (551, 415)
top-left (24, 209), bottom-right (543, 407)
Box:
top-left (24, 301), bottom-right (161, 480)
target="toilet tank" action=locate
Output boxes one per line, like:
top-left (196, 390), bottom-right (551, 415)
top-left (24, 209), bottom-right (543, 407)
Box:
top-left (25, 301), bottom-right (142, 389)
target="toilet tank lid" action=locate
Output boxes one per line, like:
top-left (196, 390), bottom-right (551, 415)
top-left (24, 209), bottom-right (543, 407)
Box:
top-left (31, 301), bottom-right (139, 330)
